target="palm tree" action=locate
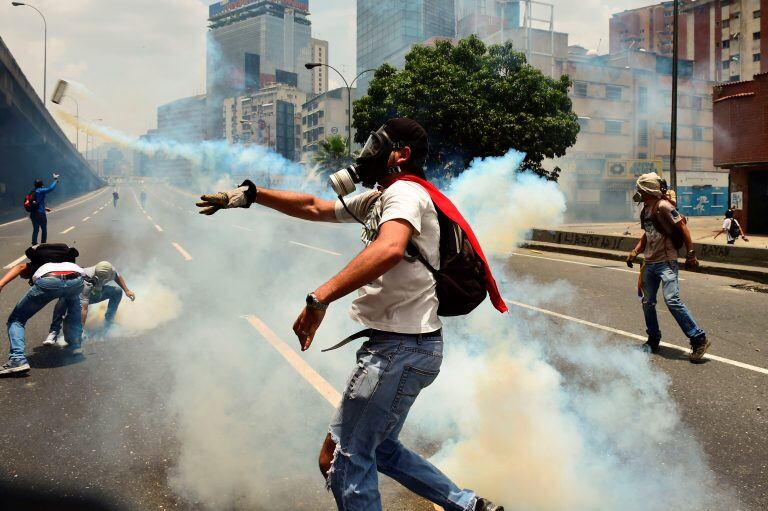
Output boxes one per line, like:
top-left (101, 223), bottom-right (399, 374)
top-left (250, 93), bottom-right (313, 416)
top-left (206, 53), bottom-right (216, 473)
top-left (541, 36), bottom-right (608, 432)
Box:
top-left (314, 135), bottom-right (353, 175)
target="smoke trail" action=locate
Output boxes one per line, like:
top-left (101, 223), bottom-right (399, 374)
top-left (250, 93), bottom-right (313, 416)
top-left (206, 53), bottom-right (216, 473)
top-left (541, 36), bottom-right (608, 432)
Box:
top-left (407, 149), bottom-right (737, 510)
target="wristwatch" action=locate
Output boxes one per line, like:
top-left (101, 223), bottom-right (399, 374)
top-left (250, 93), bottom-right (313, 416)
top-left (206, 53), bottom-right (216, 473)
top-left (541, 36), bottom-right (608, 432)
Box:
top-left (306, 292), bottom-right (329, 311)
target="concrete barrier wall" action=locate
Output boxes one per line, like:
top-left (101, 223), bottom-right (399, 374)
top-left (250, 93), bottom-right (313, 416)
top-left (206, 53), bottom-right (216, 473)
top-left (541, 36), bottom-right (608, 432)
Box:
top-left (529, 229), bottom-right (768, 268)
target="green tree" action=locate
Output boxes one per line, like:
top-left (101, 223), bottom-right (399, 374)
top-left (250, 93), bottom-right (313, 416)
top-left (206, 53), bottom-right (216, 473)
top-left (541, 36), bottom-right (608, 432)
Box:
top-left (352, 36), bottom-right (579, 181)
top-left (313, 135), bottom-right (353, 175)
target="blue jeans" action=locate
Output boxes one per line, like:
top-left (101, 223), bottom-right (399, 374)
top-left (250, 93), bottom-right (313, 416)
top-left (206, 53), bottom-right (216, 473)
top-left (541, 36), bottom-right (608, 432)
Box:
top-left (30, 211), bottom-right (47, 244)
top-left (7, 276), bottom-right (84, 363)
top-left (641, 261), bottom-right (705, 340)
top-left (50, 283), bottom-right (122, 334)
top-left (327, 330), bottom-right (476, 511)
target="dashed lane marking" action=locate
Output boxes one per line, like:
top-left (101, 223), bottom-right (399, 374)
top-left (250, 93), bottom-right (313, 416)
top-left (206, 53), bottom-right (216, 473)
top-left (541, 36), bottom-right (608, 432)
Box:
top-left (60, 226), bottom-right (75, 234)
top-left (289, 240), bottom-right (342, 256)
top-left (243, 315), bottom-right (341, 407)
top-left (171, 242), bottom-right (193, 261)
top-left (510, 251), bottom-right (685, 280)
top-left (504, 298), bottom-right (768, 375)
top-left (154, 224), bottom-right (164, 233)
top-left (82, 216), bottom-right (90, 222)
top-left (146, 216), bottom-right (153, 221)
top-left (3, 255), bottom-right (27, 269)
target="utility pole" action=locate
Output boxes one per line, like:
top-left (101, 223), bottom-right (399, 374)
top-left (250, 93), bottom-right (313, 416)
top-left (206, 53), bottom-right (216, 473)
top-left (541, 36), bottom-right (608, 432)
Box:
top-left (670, 0), bottom-right (679, 192)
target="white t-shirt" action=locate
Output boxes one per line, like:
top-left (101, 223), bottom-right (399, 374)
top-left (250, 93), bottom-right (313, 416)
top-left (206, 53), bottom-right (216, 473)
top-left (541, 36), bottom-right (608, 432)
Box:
top-left (32, 262), bottom-right (85, 282)
top-left (723, 218), bottom-right (742, 243)
top-left (334, 180), bottom-right (441, 334)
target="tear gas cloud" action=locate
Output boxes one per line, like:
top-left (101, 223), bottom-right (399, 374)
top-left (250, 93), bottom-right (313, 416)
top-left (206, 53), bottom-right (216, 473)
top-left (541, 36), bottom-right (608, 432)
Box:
top-left (64, 119), bottom-right (735, 510)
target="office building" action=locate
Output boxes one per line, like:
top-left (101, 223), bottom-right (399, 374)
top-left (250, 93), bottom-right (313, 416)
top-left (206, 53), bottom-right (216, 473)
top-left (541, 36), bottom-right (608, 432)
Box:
top-left (310, 38), bottom-right (329, 95)
top-left (206, 0), bottom-right (312, 139)
top-left (356, 0), bottom-right (456, 95)
top-left (301, 86), bottom-right (355, 161)
top-left (456, 0), bottom-right (521, 39)
top-left (557, 46), bottom-right (726, 220)
top-left (713, 74), bottom-right (768, 233)
top-left (223, 82), bottom-right (307, 161)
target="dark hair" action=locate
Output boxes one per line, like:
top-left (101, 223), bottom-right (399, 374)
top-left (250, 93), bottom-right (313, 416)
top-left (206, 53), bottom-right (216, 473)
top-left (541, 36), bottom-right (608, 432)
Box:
top-left (725, 209), bottom-right (734, 219)
top-left (384, 118), bottom-right (429, 171)
top-left (33, 179), bottom-right (44, 189)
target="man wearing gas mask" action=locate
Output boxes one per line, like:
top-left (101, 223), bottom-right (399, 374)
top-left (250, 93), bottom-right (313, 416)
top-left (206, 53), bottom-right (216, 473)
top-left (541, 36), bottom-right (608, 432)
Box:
top-left (197, 118), bottom-right (504, 511)
top-left (626, 172), bottom-right (709, 362)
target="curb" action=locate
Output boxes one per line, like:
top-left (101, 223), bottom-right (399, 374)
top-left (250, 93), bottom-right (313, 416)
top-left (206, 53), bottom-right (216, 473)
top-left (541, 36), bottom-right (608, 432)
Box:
top-left (521, 241), bottom-right (768, 285)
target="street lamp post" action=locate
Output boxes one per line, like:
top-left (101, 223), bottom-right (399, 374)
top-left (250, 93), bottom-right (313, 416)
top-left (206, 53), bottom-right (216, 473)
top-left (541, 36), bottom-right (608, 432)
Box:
top-left (670, 0), bottom-right (680, 193)
top-left (12, 2), bottom-right (47, 105)
top-left (304, 63), bottom-right (376, 157)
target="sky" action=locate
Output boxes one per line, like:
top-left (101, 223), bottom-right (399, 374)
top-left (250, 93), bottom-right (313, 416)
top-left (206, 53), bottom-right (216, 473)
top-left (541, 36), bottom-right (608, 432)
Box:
top-left (0, 0), bottom-right (654, 141)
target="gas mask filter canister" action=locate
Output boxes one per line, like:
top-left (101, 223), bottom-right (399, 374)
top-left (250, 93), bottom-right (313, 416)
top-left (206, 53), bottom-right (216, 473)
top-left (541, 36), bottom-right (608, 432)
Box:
top-left (329, 165), bottom-right (360, 196)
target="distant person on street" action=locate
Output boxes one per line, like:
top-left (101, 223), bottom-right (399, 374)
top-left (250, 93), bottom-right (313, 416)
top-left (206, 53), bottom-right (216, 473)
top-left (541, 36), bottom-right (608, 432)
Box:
top-left (197, 118), bottom-right (506, 511)
top-left (714, 209), bottom-right (749, 245)
top-left (0, 244), bottom-right (84, 376)
top-left (112, 189), bottom-right (120, 208)
top-left (626, 172), bottom-right (709, 363)
top-left (26, 173), bottom-right (59, 245)
top-left (44, 261), bottom-right (135, 345)
top-left (139, 190), bottom-right (147, 209)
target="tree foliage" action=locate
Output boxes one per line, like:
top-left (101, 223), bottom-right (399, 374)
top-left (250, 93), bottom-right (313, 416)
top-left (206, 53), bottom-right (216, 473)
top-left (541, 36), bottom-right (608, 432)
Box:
top-left (313, 135), bottom-right (353, 175)
top-left (352, 36), bottom-right (579, 180)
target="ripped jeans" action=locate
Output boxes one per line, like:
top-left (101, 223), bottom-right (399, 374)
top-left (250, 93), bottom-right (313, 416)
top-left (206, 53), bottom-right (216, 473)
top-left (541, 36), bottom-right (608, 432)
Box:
top-left (641, 261), bottom-right (705, 340)
top-left (327, 330), bottom-right (476, 511)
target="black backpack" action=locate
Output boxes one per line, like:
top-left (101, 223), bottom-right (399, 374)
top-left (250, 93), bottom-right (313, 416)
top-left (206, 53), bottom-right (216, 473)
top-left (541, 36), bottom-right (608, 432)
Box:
top-left (407, 209), bottom-right (487, 316)
top-left (23, 190), bottom-right (38, 213)
top-left (728, 218), bottom-right (742, 238)
top-left (24, 243), bottom-right (79, 285)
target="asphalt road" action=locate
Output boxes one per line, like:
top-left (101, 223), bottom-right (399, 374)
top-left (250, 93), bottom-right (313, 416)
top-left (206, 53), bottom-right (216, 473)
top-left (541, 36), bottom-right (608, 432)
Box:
top-left (0, 185), bottom-right (765, 510)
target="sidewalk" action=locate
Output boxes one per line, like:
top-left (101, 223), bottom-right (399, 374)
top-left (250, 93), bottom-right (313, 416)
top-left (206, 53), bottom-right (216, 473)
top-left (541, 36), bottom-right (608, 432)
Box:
top-left (526, 216), bottom-right (768, 284)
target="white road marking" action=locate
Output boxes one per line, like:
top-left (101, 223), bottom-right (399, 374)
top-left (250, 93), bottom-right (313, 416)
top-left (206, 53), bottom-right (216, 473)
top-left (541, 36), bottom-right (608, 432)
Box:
top-left (146, 215), bottom-right (153, 221)
top-left (233, 224), bottom-right (252, 232)
top-left (511, 251), bottom-right (685, 280)
top-left (3, 255), bottom-right (27, 269)
top-left (92, 210), bottom-right (99, 216)
top-left (154, 224), bottom-right (164, 233)
top-left (504, 298), bottom-right (768, 375)
top-left (82, 216), bottom-right (90, 222)
top-left (171, 242), bottom-right (193, 261)
top-left (243, 315), bottom-right (341, 407)
top-left (289, 240), bottom-right (342, 256)
top-left (60, 226), bottom-right (75, 234)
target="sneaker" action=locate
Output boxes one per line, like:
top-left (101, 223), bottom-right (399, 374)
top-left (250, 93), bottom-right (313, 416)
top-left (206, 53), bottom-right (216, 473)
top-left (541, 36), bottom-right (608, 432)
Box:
top-left (0, 359), bottom-right (30, 375)
top-left (43, 332), bottom-right (58, 346)
top-left (642, 336), bottom-right (661, 354)
top-left (475, 497), bottom-right (504, 511)
top-left (65, 343), bottom-right (84, 356)
top-left (689, 335), bottom-right (710, 363)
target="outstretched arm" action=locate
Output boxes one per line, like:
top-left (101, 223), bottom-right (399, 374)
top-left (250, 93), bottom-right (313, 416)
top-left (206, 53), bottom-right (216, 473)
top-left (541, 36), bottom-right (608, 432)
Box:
top-left (0, 263), bottom-right (29, 292)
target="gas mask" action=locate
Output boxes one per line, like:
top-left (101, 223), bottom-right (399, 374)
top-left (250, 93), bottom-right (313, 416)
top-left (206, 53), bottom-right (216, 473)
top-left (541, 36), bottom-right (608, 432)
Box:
top-left (328, 126), bottom-right (403, 197)
top-left (632, 191), bottom-right (643, 203)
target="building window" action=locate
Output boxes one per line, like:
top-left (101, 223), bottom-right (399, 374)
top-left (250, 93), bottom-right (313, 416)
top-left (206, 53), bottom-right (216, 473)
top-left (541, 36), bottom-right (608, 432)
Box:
top-left (731, 75), bottom-right (741, 81)
top-left (605, 120), bottom-right (623, 135)
top-left (754, 32), bottom-right (762, 40)
top-left (722, 19), bottom-right (730, 29)
top-left (692, 157), bottom-right (702, 171)
top-left (723, 60), bottom-right (731, 70)
top-left (662, 156), bottom-right (670, 171)
top-left (606, 85), bottom-right (622, 100)
top-left (754, 10), bottom-right (762, 19)
top-left (639, 86), bottom-right (648, 112)
top-left (722, 39), bottom-right (730, 49)
top-left (574, 82), bottom-right (588, 97)
top-left (692, 95), bottom-right (703, 109)
top-left (638, 120), bottom-right (649, 147)
top-left (755, 53), bottom-right (762, 62)
top-left (693, 126), bottom-right (704, 141)
top-left (578, 117), bottom-right (589, 132)
top-left (638, 153), bottom-right (648, 159)
top-left (661, 123), bottom-right (671, 139)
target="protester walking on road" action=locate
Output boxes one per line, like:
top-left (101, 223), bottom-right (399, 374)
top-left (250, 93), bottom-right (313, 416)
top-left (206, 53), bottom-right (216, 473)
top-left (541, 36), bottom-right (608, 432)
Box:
top-left (197, 118), bottom-right (506, 511)
top-left (714, 209), bottom-right (749, 245)
top-left (112, 189), bottom-right (120, 208)
top-left (25, 173), bottom-right (59, 245)
top-left (0, 244), bottom-right (84, 376)
top-left (139, 190), bottom-right (147, 209)
top-left (626, 173), bottom-right (710, 363)
top-left (44, 261), bottom-right (135, 345)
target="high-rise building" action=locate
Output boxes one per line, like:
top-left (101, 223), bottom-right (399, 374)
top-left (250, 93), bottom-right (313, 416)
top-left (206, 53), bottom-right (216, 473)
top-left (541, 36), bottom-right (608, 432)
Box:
top-left (310, 38), bottom-right (329, 95)
top-left (301, 86), bottom-right (356, 161)
top-left (223, 82), bottom-right (307, 162)
top-left (611, 1), bottom-right (768, 83)
top-left (206, 0), bottom-right (312, 139)
top-left (456, 0), bottom-right (521, 39)
top-left (356, 0), bottom-right (456, 95)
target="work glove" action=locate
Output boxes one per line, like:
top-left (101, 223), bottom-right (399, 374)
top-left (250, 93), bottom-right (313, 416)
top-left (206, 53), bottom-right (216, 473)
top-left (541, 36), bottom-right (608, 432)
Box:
top-left (626, 250), bottom-right (638, 268)
top-left (196, 180), bottom-right (257, 216)
top-left (684, 250), bottom-right (699, 271)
